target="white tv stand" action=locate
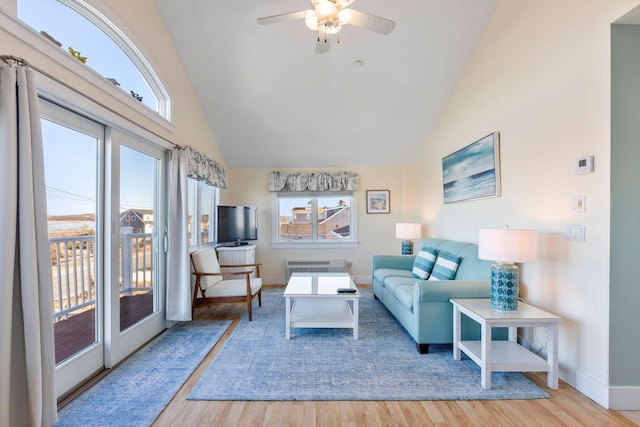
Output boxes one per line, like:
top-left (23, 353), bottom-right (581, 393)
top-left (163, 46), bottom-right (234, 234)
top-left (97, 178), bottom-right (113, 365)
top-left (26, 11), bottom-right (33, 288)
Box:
top-left (216, 244), bottom-right (257, 277)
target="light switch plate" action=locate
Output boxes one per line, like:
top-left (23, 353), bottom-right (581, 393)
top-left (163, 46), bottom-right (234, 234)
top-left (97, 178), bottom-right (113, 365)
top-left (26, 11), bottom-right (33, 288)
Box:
top-left (565, 225), bottom-right (586, 242)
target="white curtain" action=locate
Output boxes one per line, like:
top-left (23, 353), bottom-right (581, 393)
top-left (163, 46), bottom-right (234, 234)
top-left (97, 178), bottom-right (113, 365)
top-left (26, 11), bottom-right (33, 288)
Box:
top-left (0, 63), bottom-right (57, 425)
top-left (166, 147), bottom-right (192, 321)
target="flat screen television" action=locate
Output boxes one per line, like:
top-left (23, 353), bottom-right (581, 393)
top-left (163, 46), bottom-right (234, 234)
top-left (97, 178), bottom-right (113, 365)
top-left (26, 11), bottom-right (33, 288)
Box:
top-left (217, 205), bottom-right (257, 245)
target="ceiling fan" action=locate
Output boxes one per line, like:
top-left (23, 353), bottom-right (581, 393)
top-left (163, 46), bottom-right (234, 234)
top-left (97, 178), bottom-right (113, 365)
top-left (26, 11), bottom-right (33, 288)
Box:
top-left (257, 0), bottom-right (396, 54)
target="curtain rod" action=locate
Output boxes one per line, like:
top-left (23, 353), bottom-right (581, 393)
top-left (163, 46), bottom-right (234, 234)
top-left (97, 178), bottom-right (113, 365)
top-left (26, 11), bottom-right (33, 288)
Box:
top-left (1, 54), bottom-right (28, 66)
top-left (0, 54), bottom-right (177, 148)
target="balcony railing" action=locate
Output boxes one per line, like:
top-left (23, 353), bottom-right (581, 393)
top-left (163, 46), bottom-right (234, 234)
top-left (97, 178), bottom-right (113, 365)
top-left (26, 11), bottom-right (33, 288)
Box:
top-left (50, 231), bottom-right (154, 322)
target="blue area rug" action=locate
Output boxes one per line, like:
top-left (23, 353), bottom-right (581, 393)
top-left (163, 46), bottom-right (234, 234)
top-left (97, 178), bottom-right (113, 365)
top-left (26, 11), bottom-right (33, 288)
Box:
top-left (55, 320), bottom-right (231, 427)
top-left (189, 288), bottom-right (550, 401)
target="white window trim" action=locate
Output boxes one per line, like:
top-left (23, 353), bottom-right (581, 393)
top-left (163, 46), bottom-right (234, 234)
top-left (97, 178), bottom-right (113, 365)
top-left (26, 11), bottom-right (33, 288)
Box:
top-left (0, 6), bottom-right (175, 133)
top-left (60, 0), bottom-right (171, 120)
top-left (271, 192), bottom-right (359, 249)
top-left (187, 179), bottom-right (219, 250)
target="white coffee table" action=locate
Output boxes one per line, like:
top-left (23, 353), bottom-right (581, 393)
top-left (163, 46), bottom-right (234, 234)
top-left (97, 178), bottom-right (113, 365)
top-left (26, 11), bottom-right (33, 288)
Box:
top-left (450, 298), bottom-right (564, 390)
top-left (284, 272), bottom-right (360, 339)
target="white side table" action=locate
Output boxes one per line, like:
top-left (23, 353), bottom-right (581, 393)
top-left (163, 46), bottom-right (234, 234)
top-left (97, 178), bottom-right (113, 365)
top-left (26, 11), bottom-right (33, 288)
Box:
top-left (450, 298), bottom-right (564, 390)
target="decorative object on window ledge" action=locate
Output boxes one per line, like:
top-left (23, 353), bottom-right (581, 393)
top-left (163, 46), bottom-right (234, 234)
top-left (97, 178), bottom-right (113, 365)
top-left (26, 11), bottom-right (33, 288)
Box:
top-left (396, 223), bottom-right (421, 255)
top-left (269, 171), bottom-right (358, 192)
top-left (68, 47), bottom-right (87, 63)
top-left (40, 31), bottom-right (62, 47)
top-left (257, 0), bottom-right (395, 54)
top-left (443, 132), bottom-right (501, 204)
top-left (130, 90), bottom-right (143, 102)
top-left (366, 190), bottom-right (390, 214)
top-left (106, 78), bottom-right (121, 86)
top-left (478, 227), bottom-right (537, 310)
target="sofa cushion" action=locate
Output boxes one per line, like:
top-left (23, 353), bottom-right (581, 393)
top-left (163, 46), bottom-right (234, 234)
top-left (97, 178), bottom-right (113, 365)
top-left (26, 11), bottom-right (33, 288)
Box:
top-left (394, 285), bottom-right (414, 311)
top-left (384, 276), bottom-right (419, 296)
top-left (428, 251), bottom-right (462, 280)
top-left (412, 247), bottom-right (437, 279)
top-left (373, 268), bottom-right (415, 285)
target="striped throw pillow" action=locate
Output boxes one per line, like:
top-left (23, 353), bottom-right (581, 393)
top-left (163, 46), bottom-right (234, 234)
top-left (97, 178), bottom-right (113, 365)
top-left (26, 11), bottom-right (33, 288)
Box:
top-left (412, 247), bottom-right (437, 279)
top-left (428, 251), bottom-right (461, 281)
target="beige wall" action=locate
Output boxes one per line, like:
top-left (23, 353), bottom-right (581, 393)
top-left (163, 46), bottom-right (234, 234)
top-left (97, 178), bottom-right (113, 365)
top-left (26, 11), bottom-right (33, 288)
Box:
top-left (224, 167), bottom-right (407, 285)
top-left (413, 0), bottom-right (639, 405)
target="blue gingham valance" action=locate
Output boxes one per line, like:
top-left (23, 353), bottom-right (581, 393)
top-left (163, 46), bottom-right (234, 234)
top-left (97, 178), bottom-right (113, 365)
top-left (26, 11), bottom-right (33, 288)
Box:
top-left (184, 146), bottom-right (227, 189)
top-left (269, 171), bottom-right (358, 192)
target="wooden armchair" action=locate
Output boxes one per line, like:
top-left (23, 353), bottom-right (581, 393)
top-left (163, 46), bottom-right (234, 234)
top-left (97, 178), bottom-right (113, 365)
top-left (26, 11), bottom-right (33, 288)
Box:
top-left (190, 247), bottom-right (262, 320)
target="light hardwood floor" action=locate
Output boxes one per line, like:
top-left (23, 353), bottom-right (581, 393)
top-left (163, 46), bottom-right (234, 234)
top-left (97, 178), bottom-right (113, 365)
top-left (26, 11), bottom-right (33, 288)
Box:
top-left (153, 287), bottom-right (637, 427)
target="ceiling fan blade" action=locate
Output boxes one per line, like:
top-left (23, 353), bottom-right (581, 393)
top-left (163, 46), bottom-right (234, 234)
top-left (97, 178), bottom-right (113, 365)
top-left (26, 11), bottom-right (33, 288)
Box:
top-left (257, 10), bottom-right (306, 25)
top-left (348, 9), bottom-right (396, 35)
top-left (315, 39), bottom-right (330, 54)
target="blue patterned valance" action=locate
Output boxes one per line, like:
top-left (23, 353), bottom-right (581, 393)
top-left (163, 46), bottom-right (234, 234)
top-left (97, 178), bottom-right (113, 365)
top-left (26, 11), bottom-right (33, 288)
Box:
top-left (269, 171), bottom-right (358, 192)
top-left (185, 146), bottom-right (227, 189)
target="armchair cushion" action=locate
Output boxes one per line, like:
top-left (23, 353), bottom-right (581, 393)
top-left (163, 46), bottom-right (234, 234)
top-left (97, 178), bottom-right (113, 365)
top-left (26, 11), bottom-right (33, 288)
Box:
top-left (205, 278), bottom-right (263, 298)
top-left (191, 247), bottom-right (223, 289)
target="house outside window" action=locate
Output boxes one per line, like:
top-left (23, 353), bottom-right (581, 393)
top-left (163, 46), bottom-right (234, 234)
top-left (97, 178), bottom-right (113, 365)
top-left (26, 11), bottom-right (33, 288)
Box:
top-left (272, 192), bottom-right (357, 248)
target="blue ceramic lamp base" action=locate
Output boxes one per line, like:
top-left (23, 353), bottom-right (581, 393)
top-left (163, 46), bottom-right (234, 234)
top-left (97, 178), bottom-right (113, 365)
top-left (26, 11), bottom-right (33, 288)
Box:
top-left (401, 240), bottom-right (413, 255)
top-left (490, 262), bottom-right (520, 310)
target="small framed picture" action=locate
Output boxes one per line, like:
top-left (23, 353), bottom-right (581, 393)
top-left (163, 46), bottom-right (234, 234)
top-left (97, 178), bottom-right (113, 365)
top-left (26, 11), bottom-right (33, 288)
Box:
top-left (366, 190), bottom-right (390, 214)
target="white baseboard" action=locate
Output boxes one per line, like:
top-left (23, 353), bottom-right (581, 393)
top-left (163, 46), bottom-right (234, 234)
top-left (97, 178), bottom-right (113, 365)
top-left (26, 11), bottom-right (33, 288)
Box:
top-left (519, 337), bottom-right (640, 410)
top-left (575, 369), bottom-right (609, 408)
top-left (354, 275), bottom-right (371, 286)
top-left (609, 386), bottom-right (640, 410)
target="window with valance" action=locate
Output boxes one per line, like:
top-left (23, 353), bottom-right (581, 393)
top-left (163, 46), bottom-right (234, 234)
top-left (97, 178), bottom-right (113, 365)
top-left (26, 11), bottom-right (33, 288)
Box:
top-left (270, 171), bottom-right (359, 249)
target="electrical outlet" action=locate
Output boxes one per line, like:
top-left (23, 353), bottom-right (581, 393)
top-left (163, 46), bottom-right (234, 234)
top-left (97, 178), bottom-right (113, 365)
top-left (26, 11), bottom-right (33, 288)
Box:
top-left (571, 195), bottom-right (586, 213)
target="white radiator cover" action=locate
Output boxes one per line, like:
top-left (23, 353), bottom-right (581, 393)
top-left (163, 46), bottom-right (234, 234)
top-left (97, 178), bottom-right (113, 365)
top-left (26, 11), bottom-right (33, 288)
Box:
top-left (285, 259), bottom-right (346, 281)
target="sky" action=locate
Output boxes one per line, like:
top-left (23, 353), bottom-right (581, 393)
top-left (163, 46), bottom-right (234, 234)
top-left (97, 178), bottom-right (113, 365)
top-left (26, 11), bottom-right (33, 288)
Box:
top-left (18, 0), bottom-right (155, 108)
top-left (42, 119), bottom-right (156, 216)
top-left (18, 0), bottom-right (157, 216)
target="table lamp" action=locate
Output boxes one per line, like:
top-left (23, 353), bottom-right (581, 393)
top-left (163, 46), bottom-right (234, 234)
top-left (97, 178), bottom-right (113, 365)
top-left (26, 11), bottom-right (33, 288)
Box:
top-left (395, 223), bottom-right (421, 255)
top-left (478, 227), bottom-right (537, 310)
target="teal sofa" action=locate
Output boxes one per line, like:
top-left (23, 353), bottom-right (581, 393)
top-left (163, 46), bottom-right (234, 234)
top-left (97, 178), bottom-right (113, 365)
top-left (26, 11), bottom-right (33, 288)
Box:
top-left (372, 237), bottom-right (502, 353)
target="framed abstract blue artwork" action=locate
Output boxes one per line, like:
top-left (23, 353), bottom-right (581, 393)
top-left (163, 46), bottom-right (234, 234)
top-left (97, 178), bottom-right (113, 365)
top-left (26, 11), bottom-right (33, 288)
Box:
top-left (442, 133), bottom-right (501, 204)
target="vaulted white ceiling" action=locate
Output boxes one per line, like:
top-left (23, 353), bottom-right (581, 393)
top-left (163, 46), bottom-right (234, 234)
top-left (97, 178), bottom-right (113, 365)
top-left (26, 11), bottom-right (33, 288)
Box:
top-left (154, 0), bottom-right (498, 168)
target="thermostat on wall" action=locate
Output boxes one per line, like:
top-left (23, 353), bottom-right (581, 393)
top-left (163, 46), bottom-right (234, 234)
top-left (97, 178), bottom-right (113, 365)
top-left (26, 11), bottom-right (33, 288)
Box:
top-left (576, 156), bottom-right (594, 175)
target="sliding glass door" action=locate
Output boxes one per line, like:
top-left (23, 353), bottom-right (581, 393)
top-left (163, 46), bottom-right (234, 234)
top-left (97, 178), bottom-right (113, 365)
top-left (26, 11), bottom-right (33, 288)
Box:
top-left (40, 100), bottom-right (105, 397)
top-left (105, 129), bottom-right (167, 367)
top-left (40, 100), bottom-right (168, 397)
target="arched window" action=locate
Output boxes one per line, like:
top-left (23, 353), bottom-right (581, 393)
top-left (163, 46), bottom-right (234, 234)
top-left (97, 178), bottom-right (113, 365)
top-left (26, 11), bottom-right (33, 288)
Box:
top-left (17, 0), bottom-right (170, 119)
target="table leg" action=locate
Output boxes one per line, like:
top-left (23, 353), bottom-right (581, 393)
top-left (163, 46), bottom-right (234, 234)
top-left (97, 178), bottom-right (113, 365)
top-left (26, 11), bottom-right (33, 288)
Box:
top-left (285, 296), bottom-right (291, 339)
top-left (453, 304), bottom-right (461, 360)
top-left (353, 298), bottom-right (359, 340)
top-left (548, 323), bottom-right (559, 389)
top-left (481, 322), bottom-right (491, 389)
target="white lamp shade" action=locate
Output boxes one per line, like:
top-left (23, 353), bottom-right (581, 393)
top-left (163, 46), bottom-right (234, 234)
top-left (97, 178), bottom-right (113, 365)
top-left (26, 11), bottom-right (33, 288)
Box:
top-left (396, 223), bottom-right (422, 240)
top-left (478, 228), bottom-right (537, 263)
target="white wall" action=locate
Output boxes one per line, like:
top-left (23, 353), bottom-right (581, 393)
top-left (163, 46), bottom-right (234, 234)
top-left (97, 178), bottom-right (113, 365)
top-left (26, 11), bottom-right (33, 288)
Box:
top-left (414, 0), bottom-right (639, 407)
top-left (224, 167), bottom-right (408, 285)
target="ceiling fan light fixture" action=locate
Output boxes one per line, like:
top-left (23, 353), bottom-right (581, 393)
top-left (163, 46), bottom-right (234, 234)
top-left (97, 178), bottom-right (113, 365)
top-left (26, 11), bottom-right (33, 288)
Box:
top-left (304, 10), bottom-right (319, 30)
top-left (324, 23), bottom-right (341, 35)
top-left (337, 9), bottom-right (352, 25)
top-left (315, 1), bottom-right (337, 19)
